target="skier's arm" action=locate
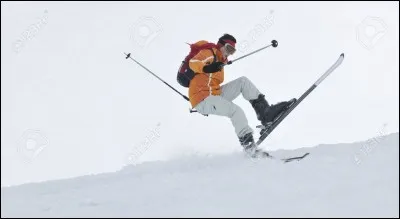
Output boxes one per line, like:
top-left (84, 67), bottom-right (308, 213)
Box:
top-left (188, 49), bottom-right (215, 74)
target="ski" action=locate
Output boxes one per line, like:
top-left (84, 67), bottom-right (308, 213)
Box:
top-left (256, 53), bottom-right (345, 147)
top-left (281, 152), bottom-right (310, 163)
top-left (249, 150), bottom-right (310, 163)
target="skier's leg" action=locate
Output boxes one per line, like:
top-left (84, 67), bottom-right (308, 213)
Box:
top-left (220, 76), bottom-right (261, 102)
top-left (195, 95), bottom-right (254, 141)
top-left (220, 76), bottom-right (296, 127)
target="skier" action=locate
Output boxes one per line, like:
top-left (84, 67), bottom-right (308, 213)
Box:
top-left (188, 33), bottom-right (296, 154)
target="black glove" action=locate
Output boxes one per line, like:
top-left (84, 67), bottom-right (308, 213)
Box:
top-left (271, 40), bottom-right (278, 48)
top-left (203, 62), bottom-right (224, 73)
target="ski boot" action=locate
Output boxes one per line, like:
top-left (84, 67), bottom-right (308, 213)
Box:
top-left (250, 94), bottom-right (296, 133)
top-left (239, 132), bottom-right (270, 158)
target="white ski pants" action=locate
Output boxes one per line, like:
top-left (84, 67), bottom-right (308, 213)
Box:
top-left (194, 76), bottom-right (262, 138)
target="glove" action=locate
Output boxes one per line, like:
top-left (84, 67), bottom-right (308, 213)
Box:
top-left (203, 62), bottom-right (224, 73)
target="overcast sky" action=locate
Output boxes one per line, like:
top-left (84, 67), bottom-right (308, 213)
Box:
top-left (1, 1), bottom-right (399, 186)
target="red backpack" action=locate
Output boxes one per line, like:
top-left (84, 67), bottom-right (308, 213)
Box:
top-left (177, 42), bottom-right (217, 87)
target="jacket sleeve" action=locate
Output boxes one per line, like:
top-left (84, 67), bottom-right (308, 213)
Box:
top-left (188, 49), bottom-right (215, 74)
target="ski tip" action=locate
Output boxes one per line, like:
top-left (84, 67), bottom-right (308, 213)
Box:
top-left (340, 53), bottom-right (344, 58)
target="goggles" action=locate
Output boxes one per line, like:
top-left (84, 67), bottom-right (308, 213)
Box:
top-left (224, 43), bottom-right (236, 55)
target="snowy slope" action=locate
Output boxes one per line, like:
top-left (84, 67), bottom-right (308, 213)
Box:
top-left (1, 133), bottom-right (399, 217)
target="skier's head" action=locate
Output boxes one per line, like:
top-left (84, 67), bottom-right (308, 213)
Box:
top-left (218, 33), bottom-right (236, 58)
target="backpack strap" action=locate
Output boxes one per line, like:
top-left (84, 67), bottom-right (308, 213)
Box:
top-left (208, 48), bottom-right (217, 64)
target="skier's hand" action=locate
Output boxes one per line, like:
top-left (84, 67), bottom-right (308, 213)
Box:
top-left (203, 62), bottom-right (224, 73)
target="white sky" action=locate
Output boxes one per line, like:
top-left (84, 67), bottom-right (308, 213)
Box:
top-left (1, 1), bottom-right (399, 187)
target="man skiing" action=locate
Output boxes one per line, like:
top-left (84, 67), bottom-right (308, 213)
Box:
top-left (188, 33), bottom-right (296, 155)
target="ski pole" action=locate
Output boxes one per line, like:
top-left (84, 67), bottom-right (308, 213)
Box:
top-left (223, 40), bottom-right (278, 66)
top-left (124, 52), bottom-right (190, 101)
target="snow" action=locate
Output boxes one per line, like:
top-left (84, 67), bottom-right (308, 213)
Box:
top-left (2, 133), bottom-right (398, 217)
